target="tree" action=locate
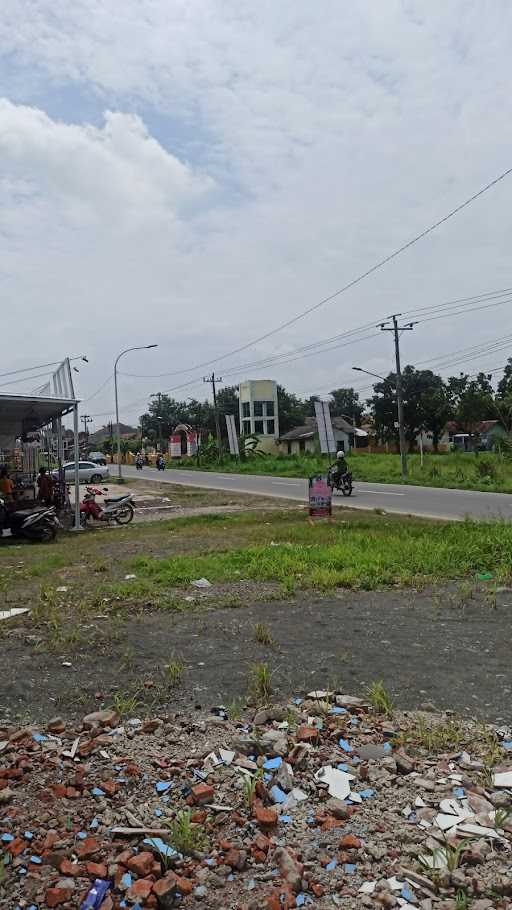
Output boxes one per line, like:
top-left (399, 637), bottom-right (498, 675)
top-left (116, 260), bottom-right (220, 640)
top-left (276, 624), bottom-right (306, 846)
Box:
top-left (497, 358), bottom-right (512, 399)
top-left (447, 372), bottom-right (495, 436)
top-left (216, 385), bottom-right (240, 435)
top-left (369, 366), bottom-right (452, 450)
top-left (328, 388), bottom-right (364, 425)
top-left (277, 386), bottom-right (308, 434)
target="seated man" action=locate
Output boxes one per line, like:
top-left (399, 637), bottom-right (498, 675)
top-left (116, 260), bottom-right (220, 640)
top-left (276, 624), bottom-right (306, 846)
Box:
top-left (0, 467), bottom-right (14, 500)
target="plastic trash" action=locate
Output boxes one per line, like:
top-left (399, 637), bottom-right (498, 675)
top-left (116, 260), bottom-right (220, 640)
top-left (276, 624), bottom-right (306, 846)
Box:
top-left (80, 879), bottom-right (112, 909)
top-left (192, 577), bottom-right (212, 588)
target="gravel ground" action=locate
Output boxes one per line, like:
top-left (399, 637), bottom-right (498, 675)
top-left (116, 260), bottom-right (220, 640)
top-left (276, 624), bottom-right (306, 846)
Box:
top-left (2, 586), bottom-right (512, 723)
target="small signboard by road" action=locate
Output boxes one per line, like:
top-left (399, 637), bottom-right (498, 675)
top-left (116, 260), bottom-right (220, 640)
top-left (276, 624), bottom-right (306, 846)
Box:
top-left (308, 474), bottom-right (332, 519)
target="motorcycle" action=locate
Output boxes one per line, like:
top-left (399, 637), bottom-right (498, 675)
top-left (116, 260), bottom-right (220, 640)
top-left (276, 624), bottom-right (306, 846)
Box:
top-left (156, 457), bottom-right (165, 471)
top-left (80, 487), bottom-right (135, 527)
top-left (0, 496), bottom-right (61, 542)
top-left (135, 458), bottom-right (144, 471)
top-left (327, 467), bottom-right (353, 497)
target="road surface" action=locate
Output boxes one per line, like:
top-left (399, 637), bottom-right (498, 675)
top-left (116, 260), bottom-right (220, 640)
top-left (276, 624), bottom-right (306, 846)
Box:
top-left (118, 465), bottom-right (512, 522)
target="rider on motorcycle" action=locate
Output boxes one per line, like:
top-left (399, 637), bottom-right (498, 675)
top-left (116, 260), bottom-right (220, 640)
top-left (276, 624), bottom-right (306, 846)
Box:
top-left (135, 453), bottom-right (144, 470)
top-left (330, 450), bottom-right (349, 486)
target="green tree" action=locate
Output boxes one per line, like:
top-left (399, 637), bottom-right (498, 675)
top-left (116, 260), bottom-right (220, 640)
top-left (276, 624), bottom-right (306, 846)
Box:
top-left (217, 385), bottom-right (240, 435)
top-left (448, 372), bottom-right (495, 436)
top-left (369, 366), bottom-right (452, 450)
top-left (328, 388), bottom-right (364, 425)
top-left (277, 386), bottom-right (308, 434)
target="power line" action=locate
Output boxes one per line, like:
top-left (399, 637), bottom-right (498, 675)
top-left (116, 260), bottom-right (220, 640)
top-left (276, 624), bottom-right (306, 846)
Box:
top-left (105, 164), bottom-right (512, 385)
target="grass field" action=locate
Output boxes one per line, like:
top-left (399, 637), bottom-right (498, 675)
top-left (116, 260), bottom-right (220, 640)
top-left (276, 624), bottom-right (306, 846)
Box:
top-left (1, 509), bottom-right (510, 650)
top-left (173, 450), bottom-right (512, 493)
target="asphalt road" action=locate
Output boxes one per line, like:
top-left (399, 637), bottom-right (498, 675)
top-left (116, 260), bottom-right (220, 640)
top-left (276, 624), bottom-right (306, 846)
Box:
top-left (118, 464), bottom-right (512, 521)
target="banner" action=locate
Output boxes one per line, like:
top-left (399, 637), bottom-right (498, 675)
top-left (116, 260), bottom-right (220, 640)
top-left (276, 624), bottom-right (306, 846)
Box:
top-left (314, 399), bottom-right (336, 455)
top-left (187, 431), bottom-right (198, 456)
top-left (308, 474), bottom-right (332, 519)
top-left (169, 434), bottom-right (182, 458)
top-left (225, 415), bottom-right (239, 455)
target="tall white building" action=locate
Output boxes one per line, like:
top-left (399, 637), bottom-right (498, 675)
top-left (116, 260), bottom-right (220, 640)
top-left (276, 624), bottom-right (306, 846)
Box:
top-left (239, 380), bottom-right (279, 452)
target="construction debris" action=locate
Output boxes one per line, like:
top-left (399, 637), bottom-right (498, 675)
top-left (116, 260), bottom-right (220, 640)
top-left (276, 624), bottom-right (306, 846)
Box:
top-left (1, 691), bottom-right (512, 908)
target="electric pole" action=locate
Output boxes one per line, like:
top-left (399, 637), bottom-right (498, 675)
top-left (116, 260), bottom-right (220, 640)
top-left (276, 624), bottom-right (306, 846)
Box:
top-left (378, 314), bottom-right (415, 480)
top-left (203, 373), bottom-right (223, 454)
top-left (81, 414), bottom-right (92, 449)
top-left (150, 392), bottom-right (163, 452)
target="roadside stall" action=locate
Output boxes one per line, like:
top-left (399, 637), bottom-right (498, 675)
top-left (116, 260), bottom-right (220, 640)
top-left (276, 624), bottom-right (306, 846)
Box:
top-left (0, 359), bottom-right (81, 531)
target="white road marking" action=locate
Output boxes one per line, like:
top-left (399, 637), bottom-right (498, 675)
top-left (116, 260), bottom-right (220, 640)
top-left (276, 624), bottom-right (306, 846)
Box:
top-left (271, 480), bottom-right (303, 486)
top-left (357, 489), bottom-right (406, 496)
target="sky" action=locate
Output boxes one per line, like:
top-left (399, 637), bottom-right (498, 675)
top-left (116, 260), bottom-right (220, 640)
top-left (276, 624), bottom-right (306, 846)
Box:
top-left (1, 0), bottom-right (512, 429)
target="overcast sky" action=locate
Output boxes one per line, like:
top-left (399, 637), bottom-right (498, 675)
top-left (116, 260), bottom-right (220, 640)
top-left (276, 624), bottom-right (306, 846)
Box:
top-left (1, 1), bottom-right (512, 428)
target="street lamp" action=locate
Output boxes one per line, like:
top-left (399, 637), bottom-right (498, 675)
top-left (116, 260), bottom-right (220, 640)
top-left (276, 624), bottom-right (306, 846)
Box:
top-left (352, 366), bottom-right (408, 478)
top-left (352, 366), bottom-right (396, 387)
top-left (114, 345), bottom-right (158, 482)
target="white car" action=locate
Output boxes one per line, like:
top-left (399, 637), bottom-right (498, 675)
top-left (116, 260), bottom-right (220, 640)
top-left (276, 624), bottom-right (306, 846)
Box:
top-left (54, 461), bottom-right (110, 484)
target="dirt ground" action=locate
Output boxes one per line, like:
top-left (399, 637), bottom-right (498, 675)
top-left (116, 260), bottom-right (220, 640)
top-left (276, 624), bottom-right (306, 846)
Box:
top-left (3, 585), bottom-right (512, 725)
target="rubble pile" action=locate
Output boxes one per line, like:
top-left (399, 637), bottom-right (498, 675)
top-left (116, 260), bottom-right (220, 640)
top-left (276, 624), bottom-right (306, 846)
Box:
top-left (1, 692), bottom-right (512, 909)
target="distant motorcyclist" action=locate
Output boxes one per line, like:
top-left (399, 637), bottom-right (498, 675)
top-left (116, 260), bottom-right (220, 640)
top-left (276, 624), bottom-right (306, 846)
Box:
top-left (330, 450), bottom-right (348, 485)
top-left (135, 453), bottom-right (144, 470)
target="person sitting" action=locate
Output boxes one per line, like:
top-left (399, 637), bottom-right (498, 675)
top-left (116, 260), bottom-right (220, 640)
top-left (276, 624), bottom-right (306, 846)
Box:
top-left (0, 467), bottom-right (14, 500)
top-left (37, 467), bottom-right (54, 505)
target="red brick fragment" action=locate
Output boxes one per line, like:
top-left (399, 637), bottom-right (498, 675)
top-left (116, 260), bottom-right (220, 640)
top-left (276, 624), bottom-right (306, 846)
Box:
top-left (253, 804), bottom-right (278, 828)
top-left (191, 782), bottom-right (214, 805)
top-left (59, 858), bottom-right (82, 876)
top-left (339, 834), bottom-right (362, 849)
top-left (127, 878), bottom-right (154, 900)
top-left (126, 851), bottom-right (154, 877)
top-left (101, 779), bottom-right (118, 797)
top-left (77, 836), bottom-right (100, 860)
top-left (152, 872), bottom-right (177, 898)
top-left (46, 887), bottom-right (73, 908)
top-left (87, 861), bottom-right (108, 877)
top-left (296, 725), bottom-right (319, 743)
top-left (175, 875), bottom-right (194, 895)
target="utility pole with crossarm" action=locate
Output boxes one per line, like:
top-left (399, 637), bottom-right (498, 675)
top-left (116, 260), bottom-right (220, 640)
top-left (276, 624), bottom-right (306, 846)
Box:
top-left (378, 314), bottom-right (416, 480)
top-left (203, 373), bottom-right (223, 455)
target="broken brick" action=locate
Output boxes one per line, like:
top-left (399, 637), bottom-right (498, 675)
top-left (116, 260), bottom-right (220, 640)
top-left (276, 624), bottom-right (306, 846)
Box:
top-left (191, 782), bottom-right (214, 804)
top-left (46, 888), bottom-right (73, 908)
top-left (127, 851), bottom-right (155, 877)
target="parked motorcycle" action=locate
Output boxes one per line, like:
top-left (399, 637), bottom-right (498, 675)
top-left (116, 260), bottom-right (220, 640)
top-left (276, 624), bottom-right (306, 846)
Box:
top-left (80, 487), bottom-right (135, 527)
top-left (327, 467), bottom-right (353, 497)
top-left (0, 497), bottom-right (61, 542)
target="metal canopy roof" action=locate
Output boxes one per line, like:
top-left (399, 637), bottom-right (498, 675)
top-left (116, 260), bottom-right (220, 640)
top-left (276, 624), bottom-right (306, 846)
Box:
top-left (0, 391), bottom-right (78, 444)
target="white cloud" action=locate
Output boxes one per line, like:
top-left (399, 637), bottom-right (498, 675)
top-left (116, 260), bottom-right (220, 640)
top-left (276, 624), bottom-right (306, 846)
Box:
top-left (0, 2), bottom-right (512, 424)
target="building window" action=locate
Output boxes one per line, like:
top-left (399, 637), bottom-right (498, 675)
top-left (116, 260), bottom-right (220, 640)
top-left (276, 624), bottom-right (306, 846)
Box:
top-left (242, 418), bottom-right (251, 434)
top-left (254, 401), bottom-right (263, 417)
top-left (266, 419), bottom-right (275, 436)
top-left (265, 400), bottom-right (274, 417)
top-left (242, 402), bottom-right (250, 418)
top-left (299, 439), bottom-right (306, 453)
top-left (254, 420), bottom-right (264, 434)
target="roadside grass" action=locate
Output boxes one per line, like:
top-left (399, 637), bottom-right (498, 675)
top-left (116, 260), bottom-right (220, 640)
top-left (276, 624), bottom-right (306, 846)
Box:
top-left (173, 451), bottom-right (512, 494)
top-left (1, 509), bottom-right (511, 652)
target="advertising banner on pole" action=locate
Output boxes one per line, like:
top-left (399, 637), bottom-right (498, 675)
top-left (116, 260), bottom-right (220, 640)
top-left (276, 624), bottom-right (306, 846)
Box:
top-left (225, 415), bottom-right (239, 455)
top-left (308, 475), bottom-right (332, 519)
top-left (169, 434), bottom-right (181, 458)
top-left (314, 399), bottom-right (336, 455)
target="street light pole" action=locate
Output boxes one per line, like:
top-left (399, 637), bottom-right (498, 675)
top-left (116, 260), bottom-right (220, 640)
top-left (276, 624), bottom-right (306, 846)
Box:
top-left (114, 345), bottom-right (158, 482)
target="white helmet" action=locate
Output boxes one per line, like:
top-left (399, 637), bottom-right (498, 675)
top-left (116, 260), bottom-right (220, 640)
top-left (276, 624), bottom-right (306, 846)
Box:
top-left (337, 451), bottom-right (345, 459)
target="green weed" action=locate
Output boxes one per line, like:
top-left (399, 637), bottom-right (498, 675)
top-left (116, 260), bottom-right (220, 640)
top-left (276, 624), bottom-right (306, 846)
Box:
top-left (405, 716), bottom-right (466, 752)
top-left (111, 690), bottom-right (141, 717)
top-left (226, 697), bottom-right (244, 722)
top-left (366, 680), bottom-right (394, 717)
top-left (165, 809), bottom-right (207, 854)
top-left (249, 662), bottom-right (273, 703)
top-left (164, 658), bottom-right (184, 687)
top-left (243, 769), bottom-right (263, 806)
top-left (253, 623), bottom-right (274, 646)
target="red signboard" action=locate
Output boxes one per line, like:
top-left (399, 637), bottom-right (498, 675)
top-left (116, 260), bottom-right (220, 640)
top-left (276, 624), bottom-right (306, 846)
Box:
top-left (169, 434), bottom-right (181, 458)
top-left (308, 474), bottom-right (332, 519)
